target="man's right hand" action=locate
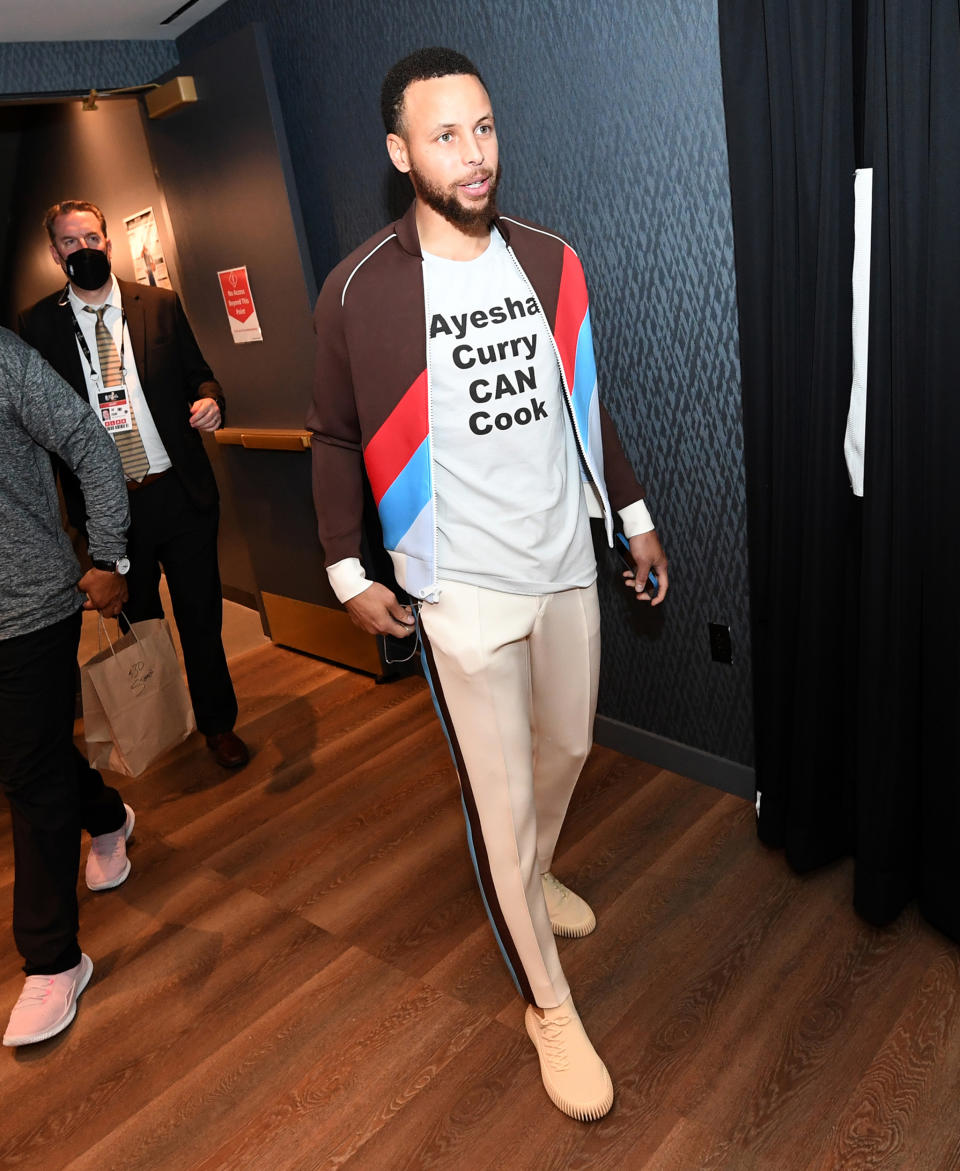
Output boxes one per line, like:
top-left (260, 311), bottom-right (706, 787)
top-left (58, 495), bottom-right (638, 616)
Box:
top-left (345, 583), bottom-right (416, 637)
top-left (77, 568), bottom-right (128, 617)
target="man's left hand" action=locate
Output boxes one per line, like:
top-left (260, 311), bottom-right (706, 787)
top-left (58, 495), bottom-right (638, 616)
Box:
top-left (77, 568), bottom-right (128, 617)
top-left (189, 397), bottom-right (221, 431)
top-left (624, 530), bottom-right (670, 606)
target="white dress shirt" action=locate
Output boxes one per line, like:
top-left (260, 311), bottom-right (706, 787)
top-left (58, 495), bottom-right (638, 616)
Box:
top-left (68, 275), bottom-right (172, 476)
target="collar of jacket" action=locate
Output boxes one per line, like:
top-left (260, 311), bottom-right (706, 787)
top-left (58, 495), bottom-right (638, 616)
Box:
top-left (392, 199), bottom-right (512, 257)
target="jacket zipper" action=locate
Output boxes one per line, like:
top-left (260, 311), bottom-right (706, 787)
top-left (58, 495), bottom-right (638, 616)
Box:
top-left (504, 243), bottom-right (613, 537)
top-left (420, 269), bottom-right (441, 600)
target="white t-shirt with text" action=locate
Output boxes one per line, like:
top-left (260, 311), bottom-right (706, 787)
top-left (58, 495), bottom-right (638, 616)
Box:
top-left (423, 230), bottom-right (596, 594)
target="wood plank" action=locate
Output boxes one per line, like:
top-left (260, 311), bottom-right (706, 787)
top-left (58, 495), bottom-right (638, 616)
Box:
top-left (815, 940), bottom-right (960, 1170)
top-left (2, 640), bottom-right (959, 1170)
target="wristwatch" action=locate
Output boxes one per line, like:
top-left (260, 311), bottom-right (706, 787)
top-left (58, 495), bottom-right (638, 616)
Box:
top-left (92, 556), bottom-right (131, 575)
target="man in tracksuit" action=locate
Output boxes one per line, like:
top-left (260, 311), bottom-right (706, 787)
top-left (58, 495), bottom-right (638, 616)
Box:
top-left (308, 47), bottom-right (668, 1121)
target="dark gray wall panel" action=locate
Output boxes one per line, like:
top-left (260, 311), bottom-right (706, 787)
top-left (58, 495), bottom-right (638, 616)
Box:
top-left (181, 0), bottom-right (754, 766)
top-left (145, 26), bottom-right (316, 430)
top-left (145, 24), bottom-right (333, 611)
top-left (0, 40), bottom-right (177, 94)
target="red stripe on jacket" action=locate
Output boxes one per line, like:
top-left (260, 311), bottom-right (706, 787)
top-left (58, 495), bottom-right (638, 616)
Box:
top-left (552, 248), bottom-right (588, 395)
top-left (363, 369), bottom-right (429, 505)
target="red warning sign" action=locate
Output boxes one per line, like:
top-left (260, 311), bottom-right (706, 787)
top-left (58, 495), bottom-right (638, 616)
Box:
top-left (217, 266), bottom-right (262, 343)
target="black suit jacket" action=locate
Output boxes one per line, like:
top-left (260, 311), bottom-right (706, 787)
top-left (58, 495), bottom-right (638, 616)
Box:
top-left (18, 278), bottom-right (224, 524)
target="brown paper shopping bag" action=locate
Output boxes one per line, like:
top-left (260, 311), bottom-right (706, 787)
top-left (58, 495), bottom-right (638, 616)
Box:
top-left (81, 617), bottom-right (196, 776)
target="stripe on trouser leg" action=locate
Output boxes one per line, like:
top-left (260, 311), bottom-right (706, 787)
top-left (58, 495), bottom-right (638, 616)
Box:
top-left (418, 616), bottom-right (535, 1004)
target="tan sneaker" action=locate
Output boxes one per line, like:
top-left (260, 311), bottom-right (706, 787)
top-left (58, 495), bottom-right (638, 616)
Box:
top-left (85, 804), bottom-right (135, 891)
top-left (541, 872), bottom-right (596, 938)
top-left (525, 995), bottom-right (614, 1121)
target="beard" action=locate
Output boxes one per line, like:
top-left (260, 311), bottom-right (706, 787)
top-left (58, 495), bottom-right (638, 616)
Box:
top-left (410, 161), bottom-right (502, 234)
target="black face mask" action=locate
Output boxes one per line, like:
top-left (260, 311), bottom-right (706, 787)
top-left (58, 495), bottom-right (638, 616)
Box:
top-left (65, 248), bottom-right (111, 291)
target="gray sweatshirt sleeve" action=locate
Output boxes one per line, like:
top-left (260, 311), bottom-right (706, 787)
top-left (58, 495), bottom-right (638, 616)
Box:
top-left (17, 341), bottom-right (129, 562)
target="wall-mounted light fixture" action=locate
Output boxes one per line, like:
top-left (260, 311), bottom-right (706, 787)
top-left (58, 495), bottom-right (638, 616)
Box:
top-left (145, 76), bottom-right (198, 120)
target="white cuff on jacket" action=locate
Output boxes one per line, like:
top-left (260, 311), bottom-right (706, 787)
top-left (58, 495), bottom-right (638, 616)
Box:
top-left (326, 558), bottom-right (373, 604)
top-left (618, 499), bottom-right (655, 538)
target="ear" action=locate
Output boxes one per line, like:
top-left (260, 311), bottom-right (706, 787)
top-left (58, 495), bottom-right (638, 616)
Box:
top-left (49, 242), bottom-right (64, 268)
top-left (105, 238), bottom-right (112, 261)
top-left (386, 132), bottom-right (411, 174)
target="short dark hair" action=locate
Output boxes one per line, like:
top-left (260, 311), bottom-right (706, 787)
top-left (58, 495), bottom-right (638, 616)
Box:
top-left (381, 47), bottom-right (486, 136)
top-left (43, 200), bottom-right (108, 242)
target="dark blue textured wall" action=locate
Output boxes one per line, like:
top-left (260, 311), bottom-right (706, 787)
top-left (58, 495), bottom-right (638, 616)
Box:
top-left (180, 1), bottom-right (753, 766)
top-left (0, 41), bottom-right (177, 94)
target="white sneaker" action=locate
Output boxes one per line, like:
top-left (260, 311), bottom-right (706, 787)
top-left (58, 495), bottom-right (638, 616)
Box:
top-left (541, 872), bottom-right (596, 938)
top-left (525, 995), bottom-right (614, 1121)
top-left (85, 804), bottom-right (135, 891)
top-left (3, 954), bottom-right (94, 1047)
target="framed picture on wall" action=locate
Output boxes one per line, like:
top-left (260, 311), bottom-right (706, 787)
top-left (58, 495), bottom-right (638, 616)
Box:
top-left (123, 207), bottom-right (171, 289)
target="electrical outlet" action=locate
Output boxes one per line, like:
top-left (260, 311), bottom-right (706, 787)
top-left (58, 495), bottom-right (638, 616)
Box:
top-left (708, 622), bottom-right (733, 664)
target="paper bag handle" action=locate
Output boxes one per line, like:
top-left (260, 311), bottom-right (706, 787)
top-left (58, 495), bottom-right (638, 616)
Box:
top-left (96, 612), bottom-right (141, 657)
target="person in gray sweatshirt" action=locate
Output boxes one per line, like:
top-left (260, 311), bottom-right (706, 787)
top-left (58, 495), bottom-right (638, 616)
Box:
top-left (0, 326), bottom-right (134, 1048)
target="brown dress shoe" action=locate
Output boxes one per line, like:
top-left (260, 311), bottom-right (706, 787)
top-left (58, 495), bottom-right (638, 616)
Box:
top-left (205, 731), bottom-right (250, 768)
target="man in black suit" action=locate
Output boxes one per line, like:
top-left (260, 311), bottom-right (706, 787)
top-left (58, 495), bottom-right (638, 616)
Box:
top-left (19, 200), bottom-right (249, 769)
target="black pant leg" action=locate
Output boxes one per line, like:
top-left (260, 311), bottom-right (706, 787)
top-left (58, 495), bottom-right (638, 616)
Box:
top-left (121, 502), bottom-right (164, 625)
top-left (161, 497), bottom-right (238, 735)
top-left (0, 612), bottom-right (84, 975)
top-left (125, 474), bottom-right (237, 735)
top-left (76, 747), bottom-right (126, 837)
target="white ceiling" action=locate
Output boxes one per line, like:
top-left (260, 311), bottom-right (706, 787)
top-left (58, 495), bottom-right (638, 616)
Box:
top-left (2, 0), bottom-right (232, 42)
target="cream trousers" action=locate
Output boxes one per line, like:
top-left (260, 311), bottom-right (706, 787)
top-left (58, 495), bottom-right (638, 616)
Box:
top-left (418, 579), bottom-right (601, 1008)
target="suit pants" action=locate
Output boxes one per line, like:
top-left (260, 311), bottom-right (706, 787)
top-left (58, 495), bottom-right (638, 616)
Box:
top-left (418, 579), bottom-right (601, 1009)
top-left (122, 471), bottom-right (238, 736)
top-left (0, 611), bottom-right (126, 974)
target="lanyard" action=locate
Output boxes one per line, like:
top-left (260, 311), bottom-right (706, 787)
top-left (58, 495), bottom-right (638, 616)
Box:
top-left (70, 303), bottom-right (127, 385)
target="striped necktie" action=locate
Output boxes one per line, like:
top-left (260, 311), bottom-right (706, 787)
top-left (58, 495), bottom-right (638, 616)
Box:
top-left (84, 306), bottom-right (150, 482)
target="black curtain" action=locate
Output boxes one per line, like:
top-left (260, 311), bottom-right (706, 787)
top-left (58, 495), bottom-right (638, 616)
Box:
top-left (718, 0), bottom-right (960, 939)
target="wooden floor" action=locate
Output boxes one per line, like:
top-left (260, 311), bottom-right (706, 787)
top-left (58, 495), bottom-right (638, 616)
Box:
top-left (2, 641), bottom-right (959, 1170)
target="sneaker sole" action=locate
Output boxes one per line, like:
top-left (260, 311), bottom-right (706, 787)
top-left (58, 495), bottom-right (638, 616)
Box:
top-left (549, 913), bottom-right (597, 939)
top-left (2, 954), bottom-right (94, 1047)
top-left (86, 859), bottom-right (132, 892)
top-left (85, 807), bottom-right (135, 892)
top-left (524, 1009), bottom-right (614, 1122)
